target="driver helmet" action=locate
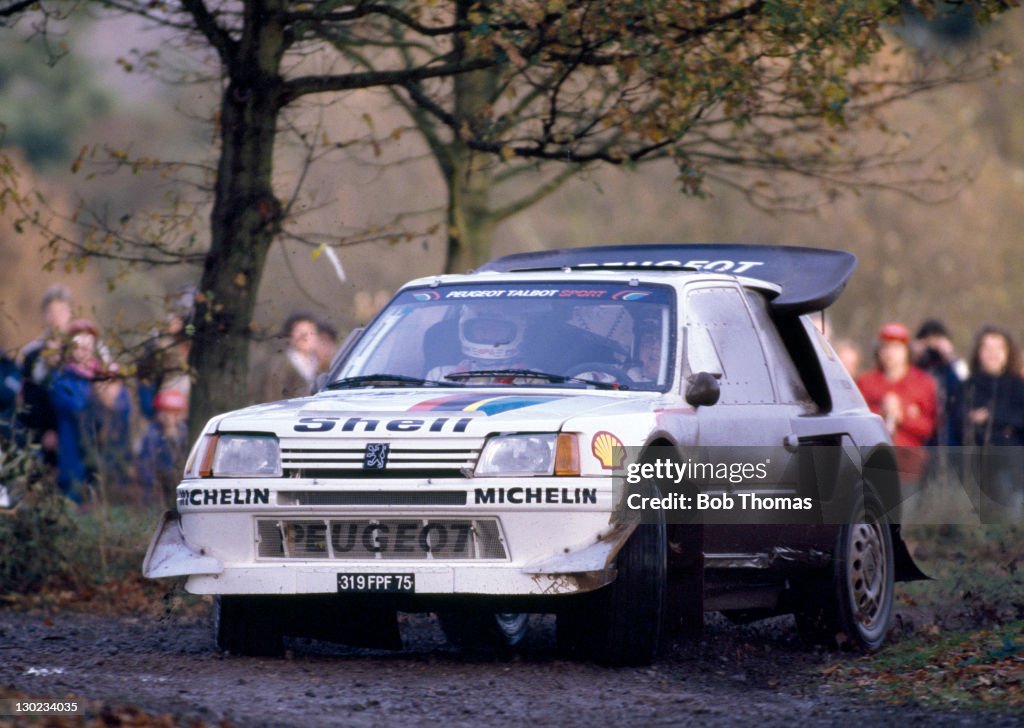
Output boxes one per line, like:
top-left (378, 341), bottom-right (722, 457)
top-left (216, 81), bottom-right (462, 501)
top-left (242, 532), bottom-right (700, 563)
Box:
top-left (459, 305), bottom-right (525, 361)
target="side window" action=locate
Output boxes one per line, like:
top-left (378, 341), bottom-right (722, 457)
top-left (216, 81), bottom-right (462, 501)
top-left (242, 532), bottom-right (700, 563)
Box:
top-left (685, 286), bottom-right (774, 404)
top-left (742, 290), bottom-right (815, 410)
top-left (684, 325), bottom-right (723, 378)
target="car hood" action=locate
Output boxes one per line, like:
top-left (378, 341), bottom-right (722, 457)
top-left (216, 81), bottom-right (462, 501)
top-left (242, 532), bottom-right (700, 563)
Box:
top-left (215, 388), bottom-right (655, 437)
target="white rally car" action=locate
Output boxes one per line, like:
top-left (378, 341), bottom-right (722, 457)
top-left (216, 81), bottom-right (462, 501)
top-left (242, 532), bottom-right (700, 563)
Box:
top-left (144, 244), bottom-right (923, 664)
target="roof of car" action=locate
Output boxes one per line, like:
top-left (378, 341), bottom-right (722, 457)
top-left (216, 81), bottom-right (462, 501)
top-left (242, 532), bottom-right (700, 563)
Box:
top-left (477, 243), bottom-right (857, 316)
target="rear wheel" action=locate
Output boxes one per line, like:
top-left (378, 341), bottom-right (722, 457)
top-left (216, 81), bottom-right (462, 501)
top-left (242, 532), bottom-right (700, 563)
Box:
top-left (213, 595), bottom-right (285, 657)
top-left (795, 486), bottom-right (894, 650)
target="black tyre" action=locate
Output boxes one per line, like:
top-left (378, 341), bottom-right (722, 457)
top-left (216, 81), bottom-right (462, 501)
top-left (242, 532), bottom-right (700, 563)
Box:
top-left (795, 486), bottom-right (894, 651)
top-left (438, 611), bottom-right (530, 649)
top-left (559, 519), bottom-right (666, 666)
top-left (555, 599), bottom-right (590, 656)
top-left (213, 595), bottom-right (285, 657)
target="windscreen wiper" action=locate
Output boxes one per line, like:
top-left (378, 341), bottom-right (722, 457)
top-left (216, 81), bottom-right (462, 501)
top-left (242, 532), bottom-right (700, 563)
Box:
top-left (443, 369), bottom-right (626, 390)
top-left (326, 374), bottom-right (461, 389)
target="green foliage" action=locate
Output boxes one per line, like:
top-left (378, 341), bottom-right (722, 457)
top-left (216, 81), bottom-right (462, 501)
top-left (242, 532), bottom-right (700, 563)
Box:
top-left (323, 0), bottom-right (1016, 272)
top-left (0, 26), bottom-right (111, 168)
top-left (0, 449), bottom-right (78, 592)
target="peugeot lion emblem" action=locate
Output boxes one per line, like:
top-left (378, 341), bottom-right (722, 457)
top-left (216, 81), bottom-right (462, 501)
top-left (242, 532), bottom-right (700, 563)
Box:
top-left (363, 443), bottom-right (390, 470)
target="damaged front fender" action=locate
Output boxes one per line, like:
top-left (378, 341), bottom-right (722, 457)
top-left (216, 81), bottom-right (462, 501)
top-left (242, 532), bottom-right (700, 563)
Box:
top-left (522, 523), bottom-right (633, 594)
top-left (142, 510), bottom-right (223, 579)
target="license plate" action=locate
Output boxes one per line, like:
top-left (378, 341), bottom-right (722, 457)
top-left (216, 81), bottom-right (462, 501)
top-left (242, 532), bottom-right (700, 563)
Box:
top-left (337, 573), bottom-right (415, 593)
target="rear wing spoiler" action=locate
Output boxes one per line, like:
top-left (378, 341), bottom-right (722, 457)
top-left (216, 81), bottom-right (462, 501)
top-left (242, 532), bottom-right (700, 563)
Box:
top-left (478, 243), bottom-right (857, 316)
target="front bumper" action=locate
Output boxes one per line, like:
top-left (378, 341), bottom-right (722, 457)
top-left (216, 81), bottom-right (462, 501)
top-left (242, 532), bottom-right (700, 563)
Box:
top-left (143, 477), bottom-right (628, 597)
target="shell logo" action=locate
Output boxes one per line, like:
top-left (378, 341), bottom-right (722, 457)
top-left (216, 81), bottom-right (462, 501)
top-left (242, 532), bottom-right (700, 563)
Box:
top-left (591, 431), bottom-right (625, 470)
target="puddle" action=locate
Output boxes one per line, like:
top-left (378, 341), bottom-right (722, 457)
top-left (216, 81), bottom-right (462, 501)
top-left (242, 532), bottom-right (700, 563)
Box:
top-left (24, 667), bottom-right (66, 676)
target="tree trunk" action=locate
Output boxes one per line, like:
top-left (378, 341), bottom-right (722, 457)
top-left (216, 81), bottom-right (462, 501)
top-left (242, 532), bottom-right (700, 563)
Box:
top-left (445, 151), bottom-right (497, 274)
top-left (444, 68), bottom-right (500, 274)
top-left (188, 2), bottom-right (287, 439)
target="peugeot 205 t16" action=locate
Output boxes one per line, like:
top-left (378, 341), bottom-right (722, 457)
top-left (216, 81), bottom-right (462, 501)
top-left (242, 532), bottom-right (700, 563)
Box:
top-left (144, 244), bottom-right (922, 664)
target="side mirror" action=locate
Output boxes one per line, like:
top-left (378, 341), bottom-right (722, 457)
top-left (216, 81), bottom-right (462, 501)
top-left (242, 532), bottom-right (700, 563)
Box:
top-left (685, 371), bottom-right (721, 408)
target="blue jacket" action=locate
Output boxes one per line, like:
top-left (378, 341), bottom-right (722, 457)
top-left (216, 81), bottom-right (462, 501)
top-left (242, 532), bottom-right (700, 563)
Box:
top-left (49, 367), bottom-right (93, 497)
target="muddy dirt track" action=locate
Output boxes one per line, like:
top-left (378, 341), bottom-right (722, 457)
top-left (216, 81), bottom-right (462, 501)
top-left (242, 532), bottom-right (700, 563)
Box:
top-left (1, 609), bottom-right (1021, 727)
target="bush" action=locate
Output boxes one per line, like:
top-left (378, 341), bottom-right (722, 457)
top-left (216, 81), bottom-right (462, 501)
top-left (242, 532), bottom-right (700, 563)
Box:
top-left (0, 448), bottom-right (79, 592)
top-left (0, 444), bottom-right (167, 598)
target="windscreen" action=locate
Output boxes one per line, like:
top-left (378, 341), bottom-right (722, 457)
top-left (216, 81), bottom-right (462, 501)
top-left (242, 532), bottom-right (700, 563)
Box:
top-left (334, 282), bottom-right (675, 391)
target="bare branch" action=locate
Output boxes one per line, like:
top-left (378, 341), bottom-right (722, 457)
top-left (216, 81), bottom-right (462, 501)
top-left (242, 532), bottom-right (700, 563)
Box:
top-left (178, 0), bottom-right (238, 62)
top-left (284, 3), bottom-right (463, 37)
top-left (491, 164), bottom-right (581, 223)
top-left (284, 55), bottom-right (498, 100)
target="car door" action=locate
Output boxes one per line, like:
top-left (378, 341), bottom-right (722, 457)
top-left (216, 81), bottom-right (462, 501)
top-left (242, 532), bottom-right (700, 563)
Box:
top-left (681, 283), bottom-right (799, 549)
top-left (740, 291), bottom-right (858, 549)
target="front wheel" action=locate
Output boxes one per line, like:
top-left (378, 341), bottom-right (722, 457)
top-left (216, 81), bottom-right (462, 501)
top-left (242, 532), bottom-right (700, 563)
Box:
top-left (559, 520), bottom-right (666, 666)
top-left (795, 487), bottom-right (894, 651)
top-left (213, 595), bottom-right (285, 657)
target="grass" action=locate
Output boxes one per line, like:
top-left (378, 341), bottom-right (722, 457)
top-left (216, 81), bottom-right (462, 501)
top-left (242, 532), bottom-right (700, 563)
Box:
top-left (0, 484), bottom-right (204, 617)
top-left (821, 521), bottom-right (1024, 711)
top-left (824, 621), bottom-right (1024, 710)
top-left (897, 523), bottom-right (1024, 629)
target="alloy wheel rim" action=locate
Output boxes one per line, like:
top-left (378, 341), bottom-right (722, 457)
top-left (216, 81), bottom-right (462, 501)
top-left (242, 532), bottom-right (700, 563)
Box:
top-left (847, 521), bottom-right (887, 630)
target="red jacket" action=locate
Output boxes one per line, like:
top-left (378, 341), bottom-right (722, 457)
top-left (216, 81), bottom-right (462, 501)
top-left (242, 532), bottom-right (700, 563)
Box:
top-left (857, 366), bottom-right (937, 481)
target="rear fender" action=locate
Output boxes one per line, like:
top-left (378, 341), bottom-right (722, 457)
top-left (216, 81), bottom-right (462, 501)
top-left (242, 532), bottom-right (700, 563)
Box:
top-left (892, 524), bottom-right (929, 582)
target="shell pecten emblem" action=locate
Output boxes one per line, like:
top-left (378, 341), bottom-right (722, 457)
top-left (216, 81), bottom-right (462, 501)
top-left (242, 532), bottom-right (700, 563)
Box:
top-left (591, 431), bottom-right (625, 470)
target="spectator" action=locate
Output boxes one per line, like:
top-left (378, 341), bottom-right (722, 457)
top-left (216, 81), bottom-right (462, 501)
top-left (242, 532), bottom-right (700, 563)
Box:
top-left (48, 319), bottom-right (132, 504)
top-left (316, 320), bottom-right (339, 375)
top-left (137, 300), bottom-right (193, 421)
top-left (137, 388), bottom-right (189, 508)
top-left (857, 323), bottom-right (937, 485)
top-left (18, 284), bottom-right (73, 466)
top-left (912, 319), bottom-right (964, 448)
top-left (963, 327), bottom-right (1024, 446)
top-left (259, 312), bottom-right (320, 402)
top-left (832, 338), bottom-right (862, 379)
top-left (90, 363), bottom-right (134, 495)
top-left (914, 318), bottom-right (968, 381)
top-left (963, 326), bottom-right (1024, 519)
top-left (48, 319), bottom-right (104, 502)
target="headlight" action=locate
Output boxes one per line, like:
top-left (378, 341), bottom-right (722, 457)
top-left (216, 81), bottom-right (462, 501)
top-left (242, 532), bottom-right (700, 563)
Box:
top-left (475, 433), bottom-right (579, 477)
top-left (206, 434), bottom-right (282, 478)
